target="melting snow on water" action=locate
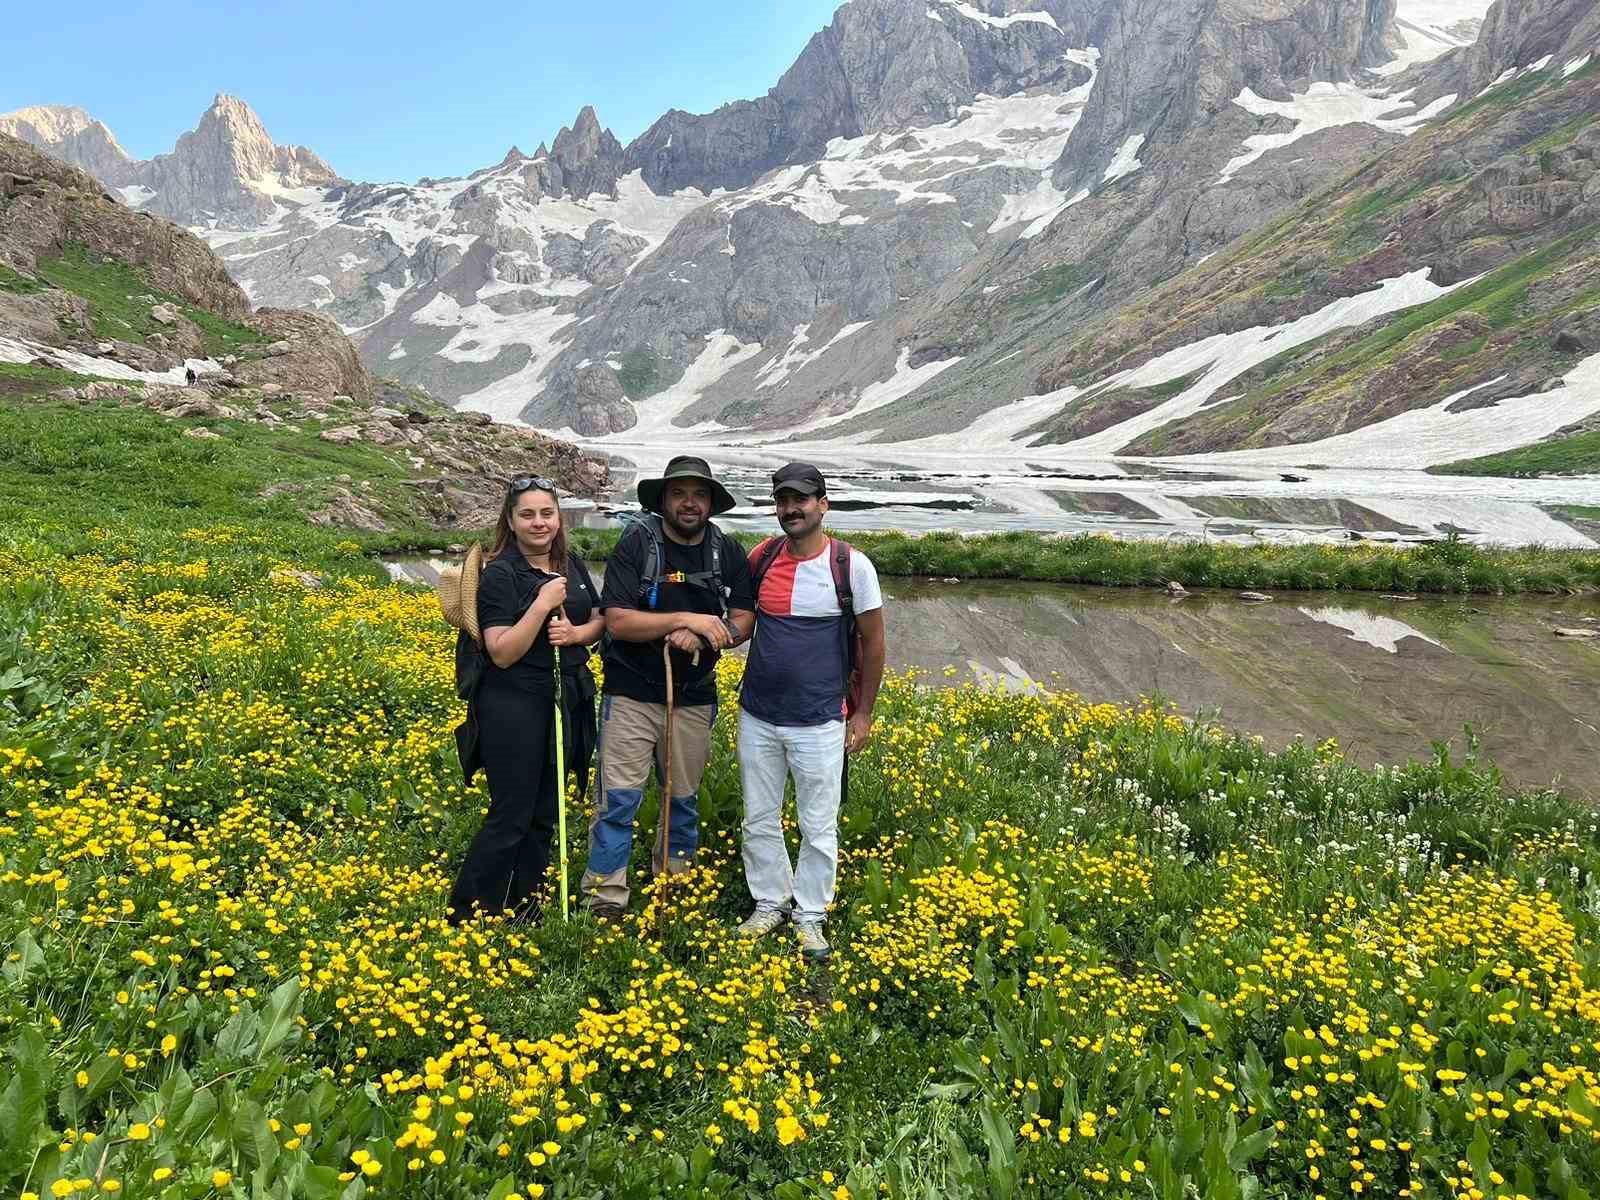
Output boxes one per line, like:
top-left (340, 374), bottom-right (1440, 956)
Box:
top-left (1298, 607), bottom-right (1443, 654)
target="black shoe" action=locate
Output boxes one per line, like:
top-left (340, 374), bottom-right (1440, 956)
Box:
top-left (588, 901), bottom-right (626, 925)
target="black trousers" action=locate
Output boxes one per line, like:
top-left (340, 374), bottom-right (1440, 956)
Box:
top-left (448, 680), bottom-right (559, 922)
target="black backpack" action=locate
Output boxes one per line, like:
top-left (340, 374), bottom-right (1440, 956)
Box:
top-left (617, 510), bottom-right (734, 617)
top-left (454, 628), bottom-right (487, 701)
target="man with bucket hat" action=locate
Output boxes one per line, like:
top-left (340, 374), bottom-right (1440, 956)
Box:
top-left (580, 455), bottom-right (756, 920)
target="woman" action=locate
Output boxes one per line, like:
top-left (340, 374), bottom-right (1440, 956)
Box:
top-left (448, 476), bottom-right (603, 923)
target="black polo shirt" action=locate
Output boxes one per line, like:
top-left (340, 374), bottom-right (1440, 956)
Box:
top-left (599, 522), bottom-right (754, 707)
top-left (476, 547), bottom-right (600, 688)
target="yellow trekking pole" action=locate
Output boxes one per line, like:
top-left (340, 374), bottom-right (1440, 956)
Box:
top-left (553, 633), bottom-right (569, 921)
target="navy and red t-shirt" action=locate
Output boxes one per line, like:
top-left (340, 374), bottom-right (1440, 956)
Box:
top-left (740, 540), bottom-right (882, 727)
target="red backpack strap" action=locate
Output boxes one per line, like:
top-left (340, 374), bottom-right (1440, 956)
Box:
top-left (751, 535), bottom-right (786, 592)
top-left (827, 538), bottom-right (855, 616)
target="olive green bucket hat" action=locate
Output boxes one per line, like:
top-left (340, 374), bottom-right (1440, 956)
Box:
top-left (636, 454), bottom-right (739, 516)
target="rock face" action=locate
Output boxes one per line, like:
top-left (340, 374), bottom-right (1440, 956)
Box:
top-left (0, 131), bottom-right (250, 319)
top-left (233, 308), bottom-right (375, 403)
top-left (12, 0), bottom-right (1600, 463)
top-left (0, 106), bottom-right (137, 185)
top-left (625, 0), bottom-right (1093, 195)
top-left (0, 94), bottom-right (343, 226)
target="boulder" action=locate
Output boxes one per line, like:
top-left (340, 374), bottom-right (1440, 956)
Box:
top-left (319, 425), bottom-right (362, 444)
top-left (183, 426), bottom-right (221, 440)
top-left (149, 301), bottom-right (181, 326)
top-left (232, 308), bottom-right (374, 401)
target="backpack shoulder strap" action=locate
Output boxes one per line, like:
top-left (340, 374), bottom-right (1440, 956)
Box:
top-left (750, 536), bottom-right (785, 593)
top-left (828, 538), bottom-right (855, 617)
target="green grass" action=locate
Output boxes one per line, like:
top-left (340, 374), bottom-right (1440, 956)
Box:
top-left (0, 362), bottom-right (94, 398)
top-left (617, 347), bottom-right (662, 399)
top-left (1438, 67), bottom-right (1552, 127)
top-left (0, 397), bottom-right (445, 548)
top-left (1008, 261), bottom-right (1100, 310)
top-left (1431, 429), bottom-right (1600, 478)
top-left (560, 527), bottom-right (1600, 595)
top-left (0, 261), bottom-right (47, 294)
top-left (33, 244), bottom-right (264, 357)
top-left (3, 505), bottom-right (1600, 1199)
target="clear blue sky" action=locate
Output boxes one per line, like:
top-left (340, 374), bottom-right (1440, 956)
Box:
top-left (2, 1), bottom-right (844, 183)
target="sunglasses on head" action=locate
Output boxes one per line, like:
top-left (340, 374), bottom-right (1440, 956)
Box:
top-left (507, 475), bottom-right (558, 497)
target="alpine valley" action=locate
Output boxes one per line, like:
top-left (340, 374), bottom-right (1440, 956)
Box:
top-left (4, 0), bottom-right (1599, 477)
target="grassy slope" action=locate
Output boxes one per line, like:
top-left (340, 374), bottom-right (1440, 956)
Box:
top-left (1126, 221), bottom-right (1600, 455)
top-left (1431, 428), bottom-right (1600, 477)
top-left (2, 244), bottom-right (265, 357)
top-left (1009, 63), bottom-right (1600, 458)
top-left (0, 397), bottom-right (450, 553)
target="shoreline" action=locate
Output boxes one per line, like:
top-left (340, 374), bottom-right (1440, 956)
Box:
top-left (374, 526), bottom-right (1600, 596)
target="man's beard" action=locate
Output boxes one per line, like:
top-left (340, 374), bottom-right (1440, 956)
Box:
top-left (664, 509), bottom-right (705, 539)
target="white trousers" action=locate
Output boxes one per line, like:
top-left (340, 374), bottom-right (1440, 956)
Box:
top-left (738, 709), bottom-right (845, 924)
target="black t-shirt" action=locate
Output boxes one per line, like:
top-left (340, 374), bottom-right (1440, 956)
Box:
top-left (599, 521), bottom-right (754, 707)
top-left (476, 548), bottom-right (600, 688)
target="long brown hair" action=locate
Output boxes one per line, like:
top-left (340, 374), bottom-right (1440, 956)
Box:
top-left (491, 482), bottom-right (569, 573)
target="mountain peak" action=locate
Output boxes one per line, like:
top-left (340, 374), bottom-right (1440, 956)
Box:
top-left (0, 103), bottom-right (135, 180)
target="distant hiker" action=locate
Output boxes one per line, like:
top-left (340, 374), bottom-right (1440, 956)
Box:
top-left (447, 477), bottom-right (603, 924)
top-left (736, 462), bottom-right (885, 960)
top-left (580, 456), bottom-right (755, 921)
top-left (185, 366), bottom-right (198, 386)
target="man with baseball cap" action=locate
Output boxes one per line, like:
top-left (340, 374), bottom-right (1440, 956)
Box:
top-left (737, 462), bottom-right (886, 959)
top-left (580, 455), bottom-right (756, 920)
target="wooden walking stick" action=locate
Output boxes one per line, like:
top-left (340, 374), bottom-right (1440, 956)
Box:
top-left (657, 642), bottom-right (675, 886)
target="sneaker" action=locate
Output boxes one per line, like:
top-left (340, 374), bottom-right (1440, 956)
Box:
top-left (588, 901), bottom-right (625, 925)
top-left (737, 908), bottom-right (788, 939)
top-left (793, 919), bottom-right (830, 961)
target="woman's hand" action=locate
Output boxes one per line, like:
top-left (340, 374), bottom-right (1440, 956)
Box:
top-left (533, 576), bottom-right (568, 617)
top-left (547, 611), bottom-right (582, 646)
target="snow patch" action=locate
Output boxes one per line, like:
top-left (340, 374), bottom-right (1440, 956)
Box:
top-left (781, 347), bottom-right (965, 438)
top-left (117, 184), bottom-right (156, 209)
top-left (1179, 351), bottom-right (1600, 470)
top-left (1102, 134), bottom-right (1146, 183)
top-left (1564, 53), bottom-right (1592, 78)
top-left (900, 270), bottom-right (1463, 453)
top-left (1220, 83), bottom-right (1455, 183)
top-left (0, 334), bottom-right (221, 387)
top-left (590, 331), bottom-right (761, 441)
top-left (1370, 0), bottom-right (1493, 77)
top-left (934, 1), bottom-right (1059, 30)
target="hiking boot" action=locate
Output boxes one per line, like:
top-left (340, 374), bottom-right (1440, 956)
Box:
top-left (588, 901), bottom-right (625, 925)
top-left (793, 919), bottom-right (831, 961)
top-left (737, 907), bottom-right (789, 939)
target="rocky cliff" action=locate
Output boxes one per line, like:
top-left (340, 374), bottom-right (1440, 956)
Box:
top-left (11, 0), bottom-right (1598, 468)
top-left (1, 94), bottom-right (342, 226)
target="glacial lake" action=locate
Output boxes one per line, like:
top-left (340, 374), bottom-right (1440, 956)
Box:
top-left (387, 557), bottom-right (1599, 800)
top-left (577, 446), bottom-right (1600, 548)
